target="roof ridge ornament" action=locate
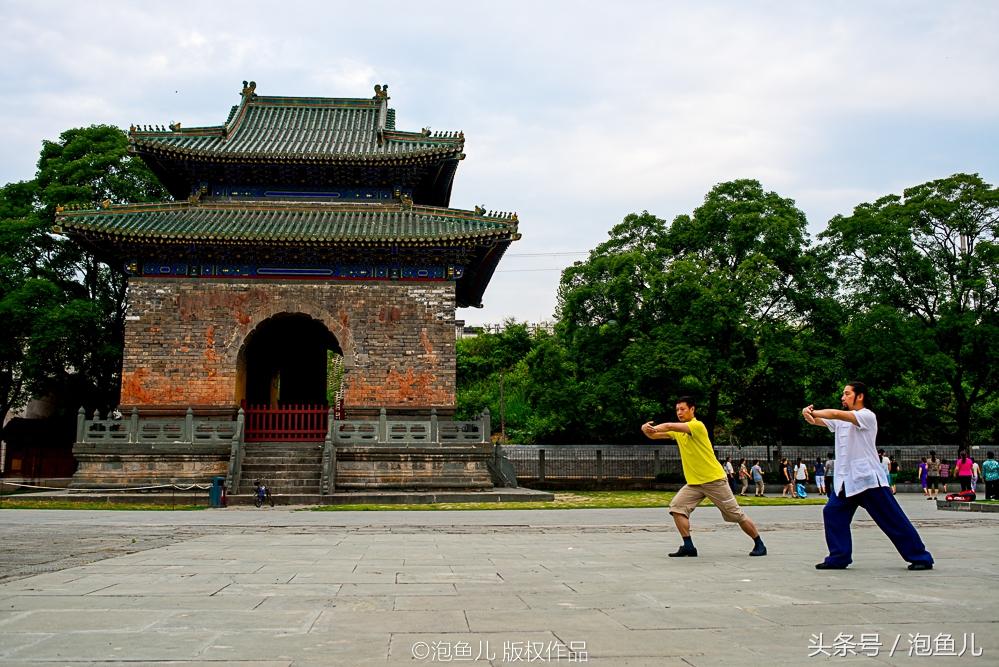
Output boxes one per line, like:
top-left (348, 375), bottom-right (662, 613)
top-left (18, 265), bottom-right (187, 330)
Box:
top-left (169, 121), bottom-right (181, 131)
top-left (188, 185), bottom-right (208, 204)
top-left (373, 84), bottom-right (389, 100)
top-left (474, 205), bottom-right (486, 216)
top-left (241, 80), bottom-right (257, 98)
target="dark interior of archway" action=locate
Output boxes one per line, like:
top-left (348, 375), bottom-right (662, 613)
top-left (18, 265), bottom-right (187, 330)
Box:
top-left (243, 314), bottom-right (342, 406)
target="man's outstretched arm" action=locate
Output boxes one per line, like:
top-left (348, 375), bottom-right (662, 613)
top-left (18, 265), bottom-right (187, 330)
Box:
top-left (641, 421), bottom-right (691, 440)
top-left (802, 404), bottom-right (858, 427)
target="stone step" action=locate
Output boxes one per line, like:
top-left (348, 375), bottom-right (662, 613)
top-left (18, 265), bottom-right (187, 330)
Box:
top-left (241, 457), bottom-right (322, 463)
top-left (239, 479), bottom-right (319, 493)
top-left (242, 470), bottom-right (322, 484)
top-left (238, 486), bottom-right (321, 496)
top-left (241, 454), bottom-right (323, 460)
top-left (241, 463), bottom-right (321, 471)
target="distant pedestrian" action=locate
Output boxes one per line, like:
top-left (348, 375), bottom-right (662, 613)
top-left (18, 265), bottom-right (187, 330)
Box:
top-left (926, 452), bottom-right (941, 500)
top-left (794, 457), bottom-right (808, 496)
top-left (814, 457), bottom-right (826, 495)
top-left (723, 457), bottom-right (736, 492)
top-left (642, 396), bottom-right (767, 558)
top-left (879, 449), bottom-right (891, 477)
top-left (738, 458), bottom-right (750, 496)
top-left (889, 456), bottom-right (899, 494)
top-left (939, 461), bottom-right (951, 494)
top-left (971, 459), bottom-right (981, 492)
top-left (824, 452), bottom-right (835, 498)
top-left (918, 457), bottom-right (928, 498)
top-left (780, 457), bottom-right (793, 498)
top-left (751, 460), bottom-right (765, 496)
top-left (954, 452), bottom-right (974, 492)
top-left (982, 452), bottom-right (999, 501)
top-left (802, 381), bottom-right (933, 571)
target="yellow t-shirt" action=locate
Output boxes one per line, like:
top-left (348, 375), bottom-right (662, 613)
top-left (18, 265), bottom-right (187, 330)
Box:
top-left (663, 418), bottom-right (726, 485)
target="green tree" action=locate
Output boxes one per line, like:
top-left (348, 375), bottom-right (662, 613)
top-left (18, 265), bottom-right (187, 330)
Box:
top-left (0, 180), bottom-right (56, 421)
top-left (455, 322), bottom-right (539, 442)
top-left (820, 173), bottom-right (999, 447)
top-left (0, 125), bottom-right (169, 422)
top-left (551, 181), bottom-right (825, 445)
top-left (33, 125), bottom-right (169, 410)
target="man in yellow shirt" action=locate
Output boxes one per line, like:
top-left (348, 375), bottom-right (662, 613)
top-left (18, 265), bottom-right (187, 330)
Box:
top-left (642, 396), bottom-right (767, 557)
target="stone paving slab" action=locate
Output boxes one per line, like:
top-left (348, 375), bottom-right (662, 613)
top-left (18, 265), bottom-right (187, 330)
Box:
top-left (0, 496), bottom-right (996, 665)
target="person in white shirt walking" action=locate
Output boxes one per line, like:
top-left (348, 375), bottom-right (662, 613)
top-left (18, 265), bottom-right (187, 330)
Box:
top-left (802, 381), bottom-right (934, 571)
top-left (794, 458), bottom-right (808, 495)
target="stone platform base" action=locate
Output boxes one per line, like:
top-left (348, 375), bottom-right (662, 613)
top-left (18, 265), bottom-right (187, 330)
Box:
top-left (333, 444), bottom-right (495, 490)
top-left (70, 442), bottom-right (230, 489)
top-left (12, 487), bottom-right (554, 506)
top-left (226, 487), bottom-right (554, 506)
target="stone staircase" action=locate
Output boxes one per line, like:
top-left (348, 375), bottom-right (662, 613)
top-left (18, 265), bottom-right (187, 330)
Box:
top-left (236, 442), bottom-right (323, 496)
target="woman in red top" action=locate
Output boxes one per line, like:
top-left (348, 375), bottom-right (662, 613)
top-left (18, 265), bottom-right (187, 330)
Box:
top-left (953, 451), bottom-right (975, 492)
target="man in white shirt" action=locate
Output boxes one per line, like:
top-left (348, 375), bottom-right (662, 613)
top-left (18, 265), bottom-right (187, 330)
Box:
top-left (723, 457), bottom-right (736, 492)
top-left (802, 381), bottom-right (933, 571)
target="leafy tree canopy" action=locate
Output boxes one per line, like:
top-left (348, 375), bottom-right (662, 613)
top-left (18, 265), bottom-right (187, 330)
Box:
top-left (820, 173), bottom-right (999, 447)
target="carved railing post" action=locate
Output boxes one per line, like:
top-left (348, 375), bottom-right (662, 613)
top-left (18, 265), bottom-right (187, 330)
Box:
top-left (321, 407), bottom-right (337, 494)
top-left (129, 408), bottom-right (139, 444)
top-left (226, 408), bottom-right (245, 494)
top-left (481, 408), bottom-right (491, 444)
top-left (76, 407), bottom-right (86, 443)
top-left (185, 407), bottom-right (194, 443)
top-left (430, 408), bottom-right (439, 444)
top-left (378, 408), bottom-right (387, 444)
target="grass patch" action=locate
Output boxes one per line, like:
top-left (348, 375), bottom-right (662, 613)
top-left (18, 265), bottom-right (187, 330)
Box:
top-left (0, 499), bottom-right (207, 511)
top-left (310, 490), bottom-right (827, 511)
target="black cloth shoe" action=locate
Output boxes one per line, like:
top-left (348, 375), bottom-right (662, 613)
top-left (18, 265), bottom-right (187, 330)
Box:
top-left (749, 544), bottom-right (767, 557)
top-left (907, 562), bottom-right (933, 571)
top-left (815, 562), bottom-right (849, 570)
top-left (668, 545), bottom-right (698, 557)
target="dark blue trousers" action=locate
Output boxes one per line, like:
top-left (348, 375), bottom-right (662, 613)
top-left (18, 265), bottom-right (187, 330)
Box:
top-left (822, 486), bottom-right (933, 567)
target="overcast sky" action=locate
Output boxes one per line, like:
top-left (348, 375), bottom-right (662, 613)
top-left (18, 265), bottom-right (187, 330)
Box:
top-left (2, 1), bottom-right (997, 326)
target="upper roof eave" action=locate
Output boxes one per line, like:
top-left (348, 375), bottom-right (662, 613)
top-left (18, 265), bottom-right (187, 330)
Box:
top-left (53, 199), bottom-right (520, 245)
top-left (126, 82), bottom-right (464, 161)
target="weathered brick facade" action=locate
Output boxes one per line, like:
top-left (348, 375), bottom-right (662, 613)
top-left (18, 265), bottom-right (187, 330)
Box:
top-left (120, 278), bottom-right (456, 414)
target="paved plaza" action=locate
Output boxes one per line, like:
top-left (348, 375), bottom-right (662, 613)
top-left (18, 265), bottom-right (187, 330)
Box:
top-left (0, 496), bottom-right (996, 666)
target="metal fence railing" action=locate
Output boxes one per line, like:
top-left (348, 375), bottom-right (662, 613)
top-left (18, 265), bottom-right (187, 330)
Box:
top-left (503, 444), bottom-right (966, 482)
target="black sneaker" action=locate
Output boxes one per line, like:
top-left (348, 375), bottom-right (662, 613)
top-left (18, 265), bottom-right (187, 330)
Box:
top-left (815, 562), bottom-right (849, 570)
top-left (668, 545), bottom-right (698, 557)
top-left (907, 562), bottom-right (933, 571)
top-left (749, 544), bottom-right (767, 557)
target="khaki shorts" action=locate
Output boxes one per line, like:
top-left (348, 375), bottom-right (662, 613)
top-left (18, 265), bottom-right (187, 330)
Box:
top-left (669, 478), bottom-right (747, 523)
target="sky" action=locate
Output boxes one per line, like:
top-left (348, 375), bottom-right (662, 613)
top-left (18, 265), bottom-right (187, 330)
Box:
top-left (2, 1), bottom-right (997, 327)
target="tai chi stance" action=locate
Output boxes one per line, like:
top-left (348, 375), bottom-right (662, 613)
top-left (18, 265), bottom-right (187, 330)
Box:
top-left (643, 396), bottom-right (767, 558)
top-left (802, 382), bottom-right (933, 571)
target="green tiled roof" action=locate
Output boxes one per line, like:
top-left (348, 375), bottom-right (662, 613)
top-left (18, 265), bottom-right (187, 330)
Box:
top-left (55, 200), bottom-right (519, 245)
top-left (129, 83), bottom-right (463, 162)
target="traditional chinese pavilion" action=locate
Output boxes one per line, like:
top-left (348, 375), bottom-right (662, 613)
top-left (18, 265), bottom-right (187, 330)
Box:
top-left (56, 82), bottom-right (522, 495)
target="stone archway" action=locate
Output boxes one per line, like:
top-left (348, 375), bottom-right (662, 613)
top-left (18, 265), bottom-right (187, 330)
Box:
top-left (236, 313), bottom-right (343, 408)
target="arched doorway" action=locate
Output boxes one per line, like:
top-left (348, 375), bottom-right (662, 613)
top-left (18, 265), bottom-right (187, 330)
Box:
top-left (237, 313), bottom-right (344, 441)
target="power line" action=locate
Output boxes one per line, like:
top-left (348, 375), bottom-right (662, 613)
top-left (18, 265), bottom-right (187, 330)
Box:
top-left (506, 251), bottom-right (588, 257)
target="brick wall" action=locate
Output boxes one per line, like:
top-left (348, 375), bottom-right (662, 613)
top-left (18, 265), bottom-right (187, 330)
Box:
top-left (120, 279), bottom-right (456, 413)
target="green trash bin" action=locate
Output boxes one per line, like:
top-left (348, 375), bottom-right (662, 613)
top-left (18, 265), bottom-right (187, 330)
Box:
top-left (209, 476), bottom-right (226, 508)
